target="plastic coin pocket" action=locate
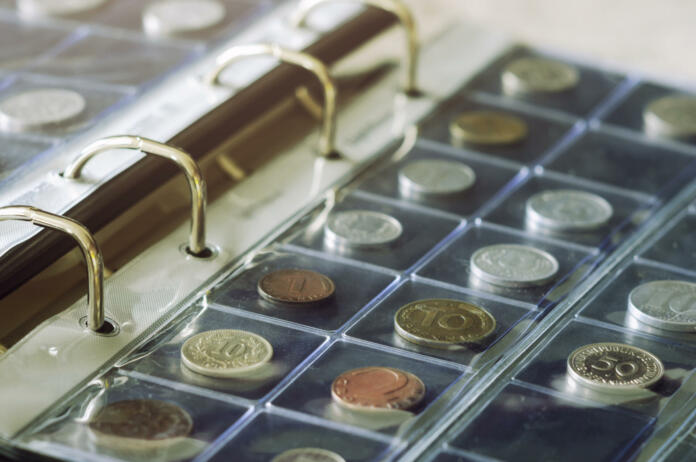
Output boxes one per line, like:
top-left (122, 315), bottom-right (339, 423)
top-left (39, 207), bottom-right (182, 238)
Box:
top-left (0, 17), bottom-right (74, 70)
top-left (120, 304), bottom-right (327, 401)
top-left (0, 134), bottom-right (55, 182)
top-left (269, 340), bottom-right (463, 435)
top-left (207, 248), bottom-right (396, 331)
top-left (641, 210), bottom-right (696, 270)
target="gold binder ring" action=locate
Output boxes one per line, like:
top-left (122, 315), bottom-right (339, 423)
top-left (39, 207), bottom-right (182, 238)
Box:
top-left (292, 0), bottom-right (419, 96)
top-left (0, 206), bottom-right (106, 332)
top-left (63, 135), bottom-right (209, 257)
top-left (205, 43), bottom-right (339, 158)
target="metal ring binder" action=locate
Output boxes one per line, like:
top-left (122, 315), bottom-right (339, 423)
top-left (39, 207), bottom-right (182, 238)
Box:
top-left (205, 43), bottom-right (339, 158)
top-left (63, 135), bottom-right (209, 256)
top-left (0, 206), bottom-right (105, 331)
top-left (292, 0), bottom-right (420, 95)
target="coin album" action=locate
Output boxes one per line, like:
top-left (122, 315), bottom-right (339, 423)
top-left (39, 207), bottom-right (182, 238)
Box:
top-left (2, 1), bottom-right (696, 462)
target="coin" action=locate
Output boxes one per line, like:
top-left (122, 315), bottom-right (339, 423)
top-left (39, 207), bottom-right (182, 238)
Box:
top-left (628, 280), bottom-right (696, 332)
top-left (0, 88), bottom-right (86, 133)
top-left (257, 269), bottom-right (335, 304)
top-left (449, 110), bottom-right (528, 146)
top-left (143, 0), bottom-right (226, 37)
top-left (394, 299), bottom-right (496, 348)
top-left (525, 189), bottom-right (614, 232)
top-left (17, 0), bottom-right (105, 17)
top-left (643, 95), bottom-right (696, 139)
top-left (567, 342), bottom-right (664, 395)
top-left (88, 399), bottom-right (193, 441)
top-left (501, 57), bottom-right (580, 95)
top-left (331, 366), bottom-right (425, 411)
top-left (181, 329), bottom-right (273, 378)
top-left (271, 448), bottom-right (346, 462)
top-left (470, 243), bottom-right (559, 288)
top-left (398, 159), bottom-right (476, 199)
top-left (324, 210), bottom-right (403, 250)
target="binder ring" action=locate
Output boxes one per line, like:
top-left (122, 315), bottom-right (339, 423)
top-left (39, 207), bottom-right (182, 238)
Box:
top-left (205, 43), bottom-right (339, 158)
top-left (292, 0), bottom-right (419, 95)
top-left (63, 135), bottom-right (209, 256)
top-left (0, 206), bottom-right (105, 332)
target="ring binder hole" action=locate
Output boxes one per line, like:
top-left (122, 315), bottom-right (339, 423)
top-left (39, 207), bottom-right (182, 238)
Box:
top-left (404, 88), bottom-right (424, 98)
top-left (181, 244), bottom-right (219, 260)
top-left (79, 317), bottom-right (120, 337)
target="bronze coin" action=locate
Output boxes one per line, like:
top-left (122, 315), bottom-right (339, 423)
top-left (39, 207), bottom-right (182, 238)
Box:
top-left (450, 110), bottom-right (528, 146)
top-left (331, 366), bottom-right (425, 411)
top-left (88, 399), bottom-right (193, 441)
top-left (257, 269), bottom-right (335, 304)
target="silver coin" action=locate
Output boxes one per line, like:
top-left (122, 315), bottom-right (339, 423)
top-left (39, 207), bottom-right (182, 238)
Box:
top-left (324, 210), bottom-right (402, 249)
top-left (567, 342), bottom-right (664, 395)
top-left (628, 280), bottom-right (696, 332)
top-left (525, 189), bottom-right (613, 232)
top-left (181, 329), bottom-right (273, 378)
top-left (271, 448), bottom-right (346, 462)
top-left (643, 95), bottom-right (696, 139)
top-left (398, 159), bottom-right (476, 199)
top-left (17, 0), bottom-right (106, 17)
top-left (470, 243), bottom-right (559, 288)
top-left (0, 88), bottom-right (86, 132)
top-left (501, 57), bottom-right (580, 95)
top-left (143, 0), bottom-right (226, 37)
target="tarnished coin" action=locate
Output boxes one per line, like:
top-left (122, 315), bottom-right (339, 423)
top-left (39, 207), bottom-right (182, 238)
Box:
top-left (526, 189), bottom-right (614, 232)
top-left (628, 280), bottom-right (696, 332)
top-left (181, 329), bottom-right (273, 378)
top-left (394, 299), bottom-right (496, 348)
top-left (88, 399), bottom-right (193, 441)
top-left (398, 159), bottom-right (476, 199)
top-left (643, 95), bottom-right (696, 139)
top-left (271, 448), bottom-right (346, 462)
top-left (143, 0), bottom-right (226, 37)
top-left (450, 110), bottom-right (528, 146)
top-left (0, 88), bottom-right (86, 132)
top-left (501, 57), bottom-right (580, 95)
top-left (17, 0), bottom-right (106, 17)
top-left (257, 269), bottom-right (335, 304)
top-left (567, 342), bottom-right (664, 395)
top-left (470, 244), bottom-right (559, 288)
top-left (331, 367), bottom-right (425, 411)
top-left (325, 210), bottom-right (403, 250)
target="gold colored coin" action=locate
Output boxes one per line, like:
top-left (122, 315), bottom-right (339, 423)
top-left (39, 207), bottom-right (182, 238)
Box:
top-left (450, 110), bottom-right (528, 146)
top-left (394, 299), bottom-right (496, 348)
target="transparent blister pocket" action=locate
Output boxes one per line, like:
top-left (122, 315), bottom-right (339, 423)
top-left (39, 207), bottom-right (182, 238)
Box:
top-left (270, 340), bottom-right (462, 435)
top-left (0, 16), bottom-right (74, 71)
top-left (207, 247), bottom-right (396, 331)
top-left (515, 319), bottom-right (696, 416)
top-left (641, 210), bottom-right (696, 270)
top-left (120, 303), bottom-right (327, 401)
top-left (0, 134), bottom-right (55, 181)
top-left (448, 383), bottom-right (654, 462)
top-left (416, 222), bottom-right (596, 305)
top-left (20, 371), bottom-right (250, 462)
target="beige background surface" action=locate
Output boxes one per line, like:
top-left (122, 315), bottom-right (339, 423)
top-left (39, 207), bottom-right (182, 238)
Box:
top-left (409, 0), bottom-right (696, 84)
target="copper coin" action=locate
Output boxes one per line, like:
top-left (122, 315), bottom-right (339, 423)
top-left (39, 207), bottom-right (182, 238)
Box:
top-left (88, 399), bottom-right (193, 441)
top-left (257, 269), bottom-right (335, 304)
top-left (331, 366), bottom-right (425, 411)
top-left (450, 110), bottom-right (528, 146)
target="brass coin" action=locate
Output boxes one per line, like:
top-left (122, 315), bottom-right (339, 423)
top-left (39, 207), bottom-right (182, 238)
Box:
top-left (450, 110), bottom-right (528, 146)
top-left (501, 57), bottom-right (580, 95)
top-left (88, 399), bottom-right (193, 441)
top-left (271, 448), bottom-right (346, 462)
top-left (394, 299), bottom-right (496, 348)
top-left (331, 366), bottom-right (425, 411)
top-left (257, 269), bottom-right (335, 304)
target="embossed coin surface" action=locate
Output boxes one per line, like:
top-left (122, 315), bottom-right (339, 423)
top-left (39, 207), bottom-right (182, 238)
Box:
top-left (567, 343), bottom-right (664, 395)
top-left (181, 329), bottom-right (273, 378)
top-left (89, 399), bottom-right (193, 441)
top-left (398, 159), bottom-right (476, 198)
top-left (257, 269), bottom-right (335, 304)
top-left (17, 0), bottom-right (106, 17)
top-left (501, 57), bottom-right (580, 95)
top-left (271, 448), bottom-right (346, 462)
top-left (628, 280), bottom-right (696, 332)
top-left (450, 110), bottom-right (528, 146)
top-left (331, 367), bottom-right (425, 411)
top-left (143, 0), bottom-right (226, 37)
top-left (470, 244), bottom-right (559, 288)
top-left (0, 88), bottom-right (86, 132)
top-left (643, 95), bottom-right (696, 139)
top-left (526, 189), bottom-right (614, 232)
top-left (325, 210), bottom-right (403, 249)
top-left (394, 299), bottom-right (496, 348)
